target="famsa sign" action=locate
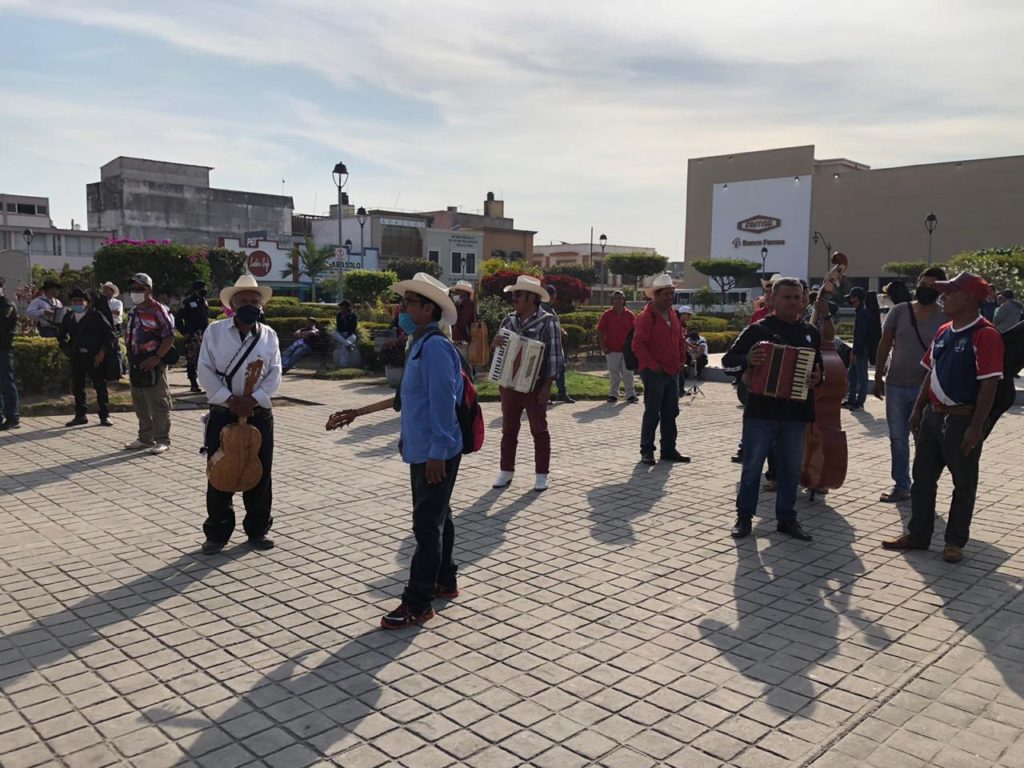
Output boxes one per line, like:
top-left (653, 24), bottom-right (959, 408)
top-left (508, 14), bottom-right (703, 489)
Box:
top-left (737, 215), bottom-right (781, 234)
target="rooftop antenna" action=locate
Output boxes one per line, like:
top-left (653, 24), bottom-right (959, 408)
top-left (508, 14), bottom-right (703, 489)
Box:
top-left (281, 178), bottom-right (285, 195)
top-left (393, 192), bottom-right (401, 208)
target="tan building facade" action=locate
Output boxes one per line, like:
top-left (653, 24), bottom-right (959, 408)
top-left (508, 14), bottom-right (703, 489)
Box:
top-left (684, 145), bottom-right (1024, 290)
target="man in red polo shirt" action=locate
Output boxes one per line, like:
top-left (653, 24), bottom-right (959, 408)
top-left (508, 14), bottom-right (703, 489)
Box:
top-left (882, 272), bottom-right (1005, 564)
top-left (597, 290), bottom-right (637, 403)
top-left (632, 274), bottom-right (689, 466)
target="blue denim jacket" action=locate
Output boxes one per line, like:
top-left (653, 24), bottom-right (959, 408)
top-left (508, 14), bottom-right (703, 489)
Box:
top-left (399, 323), bottom-right (464, 463)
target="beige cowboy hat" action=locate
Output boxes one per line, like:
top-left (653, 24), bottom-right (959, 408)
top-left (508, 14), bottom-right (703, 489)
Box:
top-left (100, 281), bottom-right (120, 298)
top-left (452, 280), bottom-right (475, 298)
top-left (503, 274), bottom-right (549, 303)
top-left (220, 274), bottom-right (273, 306)
top-left (645, 273), bottom-right (675, 298)
top-left (391, 272), bottom-right (458, 325)
top-left (760, 272), bottom-right (781, 289)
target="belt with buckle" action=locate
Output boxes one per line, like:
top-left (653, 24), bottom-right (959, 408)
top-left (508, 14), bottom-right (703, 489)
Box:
top-left (210, 404), bottom-right (271, 417)
top-left (931, 403), bottom-right (975, 416)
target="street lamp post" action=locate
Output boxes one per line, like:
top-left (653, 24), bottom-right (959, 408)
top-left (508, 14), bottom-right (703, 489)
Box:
top-left (760, 246), bottom-right (768, 281)
top-left (356, 206), bottom-right (368, 269)
top-left (924, 212), bottom-right (938, 265)
top-left (23, 228), bottom-right (34, 262)
top-left (599, 233), bottom-right (607, 303)
top-left (812, 230), bottom-right (832, 277)
top-left (332, 162), bottom-right (348, 299)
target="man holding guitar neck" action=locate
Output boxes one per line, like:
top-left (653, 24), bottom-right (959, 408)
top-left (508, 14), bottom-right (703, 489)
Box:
top-left (197, 275), bottom-right (281, 555)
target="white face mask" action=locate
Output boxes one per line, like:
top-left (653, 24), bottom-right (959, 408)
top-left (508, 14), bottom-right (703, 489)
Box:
top-left (130, 291), bottom-right (147, 304)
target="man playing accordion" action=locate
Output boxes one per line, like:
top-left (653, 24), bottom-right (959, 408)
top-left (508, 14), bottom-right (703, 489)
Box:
top-left (723, 277), bottom-right (824, 542)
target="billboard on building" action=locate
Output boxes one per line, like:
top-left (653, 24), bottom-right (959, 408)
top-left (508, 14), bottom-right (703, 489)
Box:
top-left (710, 175), bottom-right (812, 280)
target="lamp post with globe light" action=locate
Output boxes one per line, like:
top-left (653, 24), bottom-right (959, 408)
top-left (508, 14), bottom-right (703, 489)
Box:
top-left (925, 212), bottom-right (938, 265)
top-left (356, 206), bottom-right (368, 269)
top-left (599, 233), bottom-right (607, 302)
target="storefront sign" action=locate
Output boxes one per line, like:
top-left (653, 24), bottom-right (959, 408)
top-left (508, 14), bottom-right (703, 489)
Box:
top-left (737, 215), bottom-right (781, 234)
top-left (246, 250), bottom-right (272, 277)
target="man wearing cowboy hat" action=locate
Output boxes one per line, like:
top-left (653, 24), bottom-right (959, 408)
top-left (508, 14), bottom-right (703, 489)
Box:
top-left (450, 280), bottom-right (477, 344)
top-left (197, 275), bottom-right (281, 555)
top-left (124, 273), bottom-right (176, 454)
top-left (27, 279), bottom-right (64, 338)
top-left (492, 274), bottom-right (565, 492)
top-left (632, 274), bottom-right (690, 466)
top-left (101, 281), bottom-right (124, 329)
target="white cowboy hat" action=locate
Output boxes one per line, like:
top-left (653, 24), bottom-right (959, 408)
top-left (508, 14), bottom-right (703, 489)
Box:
top-left (645, 273), bottom-right (675, 299)
top-left (391, 272), bottom-right (458, 325)
top-left (452, 280), bottom-right (475, 298)
top-left (100, 281), bottom-right (120, 297)
top-left (677, 305), bottom-right (693, 315)
top-left (503, 274), bottom-right (549, 303)
top-left (220, 274), bottom-right (273, 307)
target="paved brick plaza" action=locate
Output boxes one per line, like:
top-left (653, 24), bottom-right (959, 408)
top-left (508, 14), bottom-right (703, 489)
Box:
top-left (1, 369), bottom-right (1023, 768)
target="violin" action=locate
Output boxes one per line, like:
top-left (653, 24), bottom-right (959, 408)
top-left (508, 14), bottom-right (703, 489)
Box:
top-left (801, 251), bottom-right (849, 497)
top-left (207, 360), bottom-right (265, 493)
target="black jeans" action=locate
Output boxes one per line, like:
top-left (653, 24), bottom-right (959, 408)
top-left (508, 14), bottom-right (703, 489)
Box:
top-left (909, 406), bottom-right (985, 547)
top-left (70, 355), bottom-right (109, 418)
top-left (402, 455), bottom-right (461, 613)
top-left (203, 407), bottom-right (274, 543)
top-left (640, 370), bottom-right (679, 455)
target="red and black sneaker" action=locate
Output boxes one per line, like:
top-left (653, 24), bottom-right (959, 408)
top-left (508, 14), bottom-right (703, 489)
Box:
top-left (435, 583), bottom-right (460, 599)
top-left (380, 602), bottom-right (435, 630)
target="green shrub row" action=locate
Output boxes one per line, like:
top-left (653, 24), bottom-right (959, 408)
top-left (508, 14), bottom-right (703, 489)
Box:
top-left (12, 338), bottom-right (69, 395)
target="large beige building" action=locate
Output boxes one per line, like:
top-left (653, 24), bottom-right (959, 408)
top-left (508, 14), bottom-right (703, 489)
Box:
top-left (684, 145), bottom-right (1024, 291)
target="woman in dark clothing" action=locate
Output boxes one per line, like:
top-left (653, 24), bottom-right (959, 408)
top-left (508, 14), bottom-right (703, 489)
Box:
top-left (59, 289), bottom-right (119, 427)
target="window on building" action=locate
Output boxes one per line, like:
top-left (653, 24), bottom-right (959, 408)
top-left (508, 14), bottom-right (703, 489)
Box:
top-left (16, 204), bottom-right (37, 215)
top-left (37, 205), bottom-right (47, 215)
top-left (451, 252), bottom-right (462, 274)
top-left (464, 252), bottom-right (476, 274)
top-left (5, 203), bottom-right (15, 212)
top-left (381, 225), bottom-right (422, 261)
top-left (509, 250), bottom-right (523, 260)
top-left (428, 249), bottom-right (439, 264)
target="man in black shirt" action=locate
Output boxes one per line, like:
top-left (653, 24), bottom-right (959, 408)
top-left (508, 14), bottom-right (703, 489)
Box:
top-left (0, 277), bottom-right (20, 431)
top-left (58, 289), bottom-right (118, 427)
top-left (177, 281), bottom-right (209, 392)
top-left (722, 278), bottom-right (823, 541)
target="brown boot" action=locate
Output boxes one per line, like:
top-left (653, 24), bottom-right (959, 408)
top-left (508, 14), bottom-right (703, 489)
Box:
top-left (942, 545), bottom-right (964, 563)
top-left (881, 533), bottom-right (929, 551)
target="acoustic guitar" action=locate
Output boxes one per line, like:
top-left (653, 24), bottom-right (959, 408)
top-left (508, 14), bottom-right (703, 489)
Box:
top-left (207, 359), bottom-right (265, 493)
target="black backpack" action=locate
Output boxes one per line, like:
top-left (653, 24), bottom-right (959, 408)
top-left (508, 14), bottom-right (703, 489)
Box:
top-left (621, 312), bottom-right (653, 372)
top-left (986, 319), bottom-right (1024, 426)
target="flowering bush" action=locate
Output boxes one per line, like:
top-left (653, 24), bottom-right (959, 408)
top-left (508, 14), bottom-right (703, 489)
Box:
top-left (94, 241), bottom-right (212, 297)
top-left (540, 273), bottom-right (590, 312)
top-left (481, 269), bottom-right (528, 297)
top-left (947, 247), bottom-right (1024, 296)
top-left (377, 338), bottom-right (406, 368)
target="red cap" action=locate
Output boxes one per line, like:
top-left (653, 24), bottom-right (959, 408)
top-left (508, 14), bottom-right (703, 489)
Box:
top-left (935, 272), bottom-right (990, 303)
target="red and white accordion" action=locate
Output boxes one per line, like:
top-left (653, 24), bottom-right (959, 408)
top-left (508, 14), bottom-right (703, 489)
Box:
top-left (489, 329), bottom-right (545, 393)
top-left (748, 342), bottom-right (816, 401)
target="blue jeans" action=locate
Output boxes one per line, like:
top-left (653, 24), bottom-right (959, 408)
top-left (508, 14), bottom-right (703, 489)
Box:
top-left (0, 349), bottom-right (19, 422)
top-left (846, 350), bottom-right (869, 405)
top-left (640, 370), bottom-right (679, 455)
top-left (736, 418), bottom-right (806, 523)
top-left (885, 383), bottom-right (919, 493)
top-left (281, 339), bottom-right (311, 371)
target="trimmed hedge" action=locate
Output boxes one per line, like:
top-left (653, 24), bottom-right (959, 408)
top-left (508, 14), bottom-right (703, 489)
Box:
top-left (12, 337), bottom-right (69, 395)
top-left (703, 331), bottom-right (740, 353)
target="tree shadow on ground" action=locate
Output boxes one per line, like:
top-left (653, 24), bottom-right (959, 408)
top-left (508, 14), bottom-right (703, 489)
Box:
top-left (586, 462), bottom-right (668, 545)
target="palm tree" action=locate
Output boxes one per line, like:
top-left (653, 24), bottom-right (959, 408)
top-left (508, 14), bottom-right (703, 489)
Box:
top-left (281, 235), bottom-right (335, 302)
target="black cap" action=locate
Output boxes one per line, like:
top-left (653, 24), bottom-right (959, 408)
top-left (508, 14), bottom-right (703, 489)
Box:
top-left (42, 279), bottom-right (61, 291)
top-left (845, 286), bottom-right (866, 301)
top-left (192, 280), bottom-right (207, 292)
top-left (1001, 289), bottom-right (1015, 300)
top-left (69, 288), bottom-right (88, 300)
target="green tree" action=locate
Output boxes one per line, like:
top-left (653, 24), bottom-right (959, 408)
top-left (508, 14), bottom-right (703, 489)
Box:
top-left (392, 257), bottom-right (443, 280)
top-left (690, 258), bottom-right (761, 306)
top-left (344, 270), bottom-right (399, 305)
top-left (691, 286), bottom-right (719, 312)
top-left (544, 263), bottom-right (599, 286)
top-left (281, 235), bottom-right (335, 302)
top-left (205, 247), bottom-right (247, 292)
top-left (30, 263), bottom-right (96, 294)
top-left (882, 261), bottom-right (930, 285)
top-left (603, 252), bottom-right (669, 295)
top-left (95, 241), bottom-right (210, 296)
top-left (947, 246), bottom-right (1024, 296)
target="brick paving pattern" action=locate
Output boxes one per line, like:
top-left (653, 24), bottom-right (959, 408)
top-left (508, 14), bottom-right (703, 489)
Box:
top-left (1, 369), bottom-right (1023, 767)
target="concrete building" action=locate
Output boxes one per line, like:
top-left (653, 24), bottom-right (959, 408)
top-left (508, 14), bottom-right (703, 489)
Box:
top-left (1, 194), bottom-right (109, 277)
top-left (87, 157), bottom-right (293, 246)
top-left (420, 193), bottom-right (535, 265)
top-left (684, 145), bottom-right (1024, 291)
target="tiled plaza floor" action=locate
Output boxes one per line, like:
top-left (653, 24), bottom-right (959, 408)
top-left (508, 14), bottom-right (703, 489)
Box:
top-left (1, 369), bottom-right (1023, 767)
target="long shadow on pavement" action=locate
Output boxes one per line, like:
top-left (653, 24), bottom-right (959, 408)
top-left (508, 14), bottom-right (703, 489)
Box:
top-left (586, 462), bottom-right (668, 545)
top-left (572, 401), bottom-right (628, 424)
top-left (0, 450), bottom-right (153, 492)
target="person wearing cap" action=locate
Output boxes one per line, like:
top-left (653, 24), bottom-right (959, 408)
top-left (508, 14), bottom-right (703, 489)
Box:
top-left (597, 290), bottom-right (637, 403)
top-left (842, 286), bottom-right (872, 410)
top-left (177, 280), bottom-right (210, 392)
top-left (0, 277), bottom-right (20, 431)
top-left (124, 273), bottom-right (176, 454)
top-left (57, 288), bottom-right (118, 427)
top-left (197, 275), bottom-right (281, 555)
top-left (632, 273), bottom-right (690, 466)
top-left (993, 289), bottom-right (1024, 332)
top-left (27, 279), bottom-right (64, 338)
top-left (450, 280), bottom-right (476, 344)
top-left (883, 273), bottom-right (1005, 563)
top-left (685, 328), bottom-right (709, 379)
top-left (872, 267), bottom-right (947, 503)
top-left (331, 299), bottom-right (360, 367)
top-left (328, 273), bottom-right (465, 628)
top-left (492, 275), bottom-right (565, 492)
top-left (540, 283), bottom-right (574, 403)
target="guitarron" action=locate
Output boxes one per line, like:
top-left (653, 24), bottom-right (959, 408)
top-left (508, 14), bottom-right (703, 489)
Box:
top-left (207, 359), bottom-right (265, 493)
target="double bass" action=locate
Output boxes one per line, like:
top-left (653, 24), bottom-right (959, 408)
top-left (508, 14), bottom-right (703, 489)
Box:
top-left (207, 360), bottom-right (265, 493)
top-left (801, 252), bottom-right (849, 498)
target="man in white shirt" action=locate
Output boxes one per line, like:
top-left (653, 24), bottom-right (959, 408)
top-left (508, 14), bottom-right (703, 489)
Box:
top-left (101, 281), bottom-right (124, 329)
top-left (27, 280), bottom-right (64, 337)
top-left (197, 275), bottom-right (282, 554)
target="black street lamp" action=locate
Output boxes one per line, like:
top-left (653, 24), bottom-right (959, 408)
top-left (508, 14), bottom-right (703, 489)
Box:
top-left (23, 228), bottom-right (34, 261)
top-left (812, 230), bottom-right (832, 276)
top-left (599, 233), bottom-right (608, 302)
top-left (760, 246), bottom-right (768, 280)
top-left (356, 206), bottom-right (368, 269)
top-left (924, 212), bottom-right (938, 265)
top-left (332, 162), bottom-right (349, 300)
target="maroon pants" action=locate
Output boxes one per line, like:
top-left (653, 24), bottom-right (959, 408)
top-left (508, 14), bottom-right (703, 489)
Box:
top-left (499, 386), bottom-right (550, 473)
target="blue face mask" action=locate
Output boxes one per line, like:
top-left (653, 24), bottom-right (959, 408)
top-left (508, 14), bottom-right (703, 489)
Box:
top-left (398, 312), bottom-right (417, 335)
top-left (235, 304), bottom-right (261, 325)
top-left (72, 304), bottom-right (87, 314)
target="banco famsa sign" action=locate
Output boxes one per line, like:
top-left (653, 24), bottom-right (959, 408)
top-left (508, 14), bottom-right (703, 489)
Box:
top-left (737, 214), bottom-right (781, 234)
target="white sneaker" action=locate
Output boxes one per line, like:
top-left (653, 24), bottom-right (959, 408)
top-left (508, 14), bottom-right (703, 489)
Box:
top-left (124, 439), bottom-right (154, 450)
top-left (149, 443), bottom-right (169, 455)
top-left (493, 470), bottom-right (514, 488)
top-left (534, 474), bottom-right (549, 492)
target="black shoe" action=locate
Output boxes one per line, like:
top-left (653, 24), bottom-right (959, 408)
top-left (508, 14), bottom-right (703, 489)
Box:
top-left (247, 536), bottom-right (275, 551)
top-left (189, 384), bottom-right (202, 393)
top-left (606, 396), bottom-right (617, 403)
top-left (731, 518), bottom-right (752, 539)
top-left (627, 396), bottom-right (639, 404)
top-left (640, 452), bottom-right (656, 466)
top-left (847, 403), bottom-right (863, 411)
top-left (561, 394), bottom-right (576, 404)
top-left (99, 417), bottom-right (113, 427)
top-left (660, 451), bottom-right (691, 463)
top-left (731, 451), bottom-right (743, 463)
top-left (777, 520), bottom-right (813, 541)
top-left (201, 539), bottom-right (226, 554)
top-left (65, 416), bottom-right (88, 427)
top-left (0, 420), bottom-right (20, 431)
top-left (381, 602), bottom-right (434, 630)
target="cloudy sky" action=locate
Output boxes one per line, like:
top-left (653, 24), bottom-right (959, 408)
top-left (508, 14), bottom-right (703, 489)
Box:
top-left (1, 0), bottom-right (1022, 260)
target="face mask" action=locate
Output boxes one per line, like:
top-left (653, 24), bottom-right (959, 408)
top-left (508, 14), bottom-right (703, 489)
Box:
top-left (453, 294), bottom-right (463, 305)
top-left (398, 312), bottom-right (417, 335)
top-left (234, 304), bottom-right (262, 325)
top-left (72, 304), bottom-right (86, 314)
top-left (130, 292), bottom-right (147, 304)
top-left (915, 286), bottom-right (940, 305)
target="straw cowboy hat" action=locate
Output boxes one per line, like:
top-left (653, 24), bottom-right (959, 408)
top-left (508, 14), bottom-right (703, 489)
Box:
top-left (100, 281), bottom-right (120, 298)
top-left (452, 280), bottom-right (475, 298)
top-left (220, 274), bottom-right (273, 307)
top-left (760, 273), bottom-right (781, 290)
top-left (503, 274), bottom-right (550, 303)
top-left (645, 273), bottom-right (675, 298)
top-left (391, 272), bottom-right (458, 325)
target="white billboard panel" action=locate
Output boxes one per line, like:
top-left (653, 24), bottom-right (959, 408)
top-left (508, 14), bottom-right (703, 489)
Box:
top-left (710, 175), bottom-right (812, 280)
